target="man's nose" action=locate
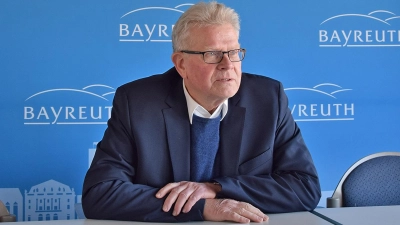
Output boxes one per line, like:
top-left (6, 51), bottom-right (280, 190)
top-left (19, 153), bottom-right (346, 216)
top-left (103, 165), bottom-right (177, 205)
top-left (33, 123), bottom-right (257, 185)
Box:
top-left (217, 54), bottom-right (234, 70)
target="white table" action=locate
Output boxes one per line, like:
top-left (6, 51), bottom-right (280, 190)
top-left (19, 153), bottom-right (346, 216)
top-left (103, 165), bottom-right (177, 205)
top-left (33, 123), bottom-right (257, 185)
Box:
top-left (5, 206), bottom-right (399, 225)
top-left (1, 211), bottom-right (331, 225)
top-left (266, 211), bottom-right (332, 225)
top-left (314, 205), bottom-right (400, 225)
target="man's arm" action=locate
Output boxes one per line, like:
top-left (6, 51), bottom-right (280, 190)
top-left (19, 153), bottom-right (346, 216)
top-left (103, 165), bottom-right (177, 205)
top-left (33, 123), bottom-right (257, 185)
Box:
top-left (82, 170), bottom-right (205, 222)
top-left (214, 82), bottom-right (321, 213)
top-left (82, 87), bottom-right (205, 222)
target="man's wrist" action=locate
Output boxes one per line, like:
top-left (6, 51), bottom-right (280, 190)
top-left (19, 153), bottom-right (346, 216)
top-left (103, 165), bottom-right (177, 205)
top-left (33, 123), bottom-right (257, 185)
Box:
top-left (208, 182), bottom-right (222, 193)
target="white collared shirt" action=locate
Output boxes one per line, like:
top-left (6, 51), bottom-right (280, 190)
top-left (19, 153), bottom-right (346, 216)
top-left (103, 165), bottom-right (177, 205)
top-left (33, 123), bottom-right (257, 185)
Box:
top-left (183, 80), bottom-right (228, 124)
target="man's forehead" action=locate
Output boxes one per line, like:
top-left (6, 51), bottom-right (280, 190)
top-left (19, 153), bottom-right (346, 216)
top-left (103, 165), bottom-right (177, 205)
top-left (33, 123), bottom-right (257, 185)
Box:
top-left (187, 25), bottom-right (239, 48)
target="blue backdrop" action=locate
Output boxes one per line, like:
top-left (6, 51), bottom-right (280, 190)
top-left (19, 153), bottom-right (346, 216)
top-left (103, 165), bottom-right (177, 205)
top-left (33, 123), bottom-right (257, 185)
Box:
top-left (1, 0), bottom-right (399, 221)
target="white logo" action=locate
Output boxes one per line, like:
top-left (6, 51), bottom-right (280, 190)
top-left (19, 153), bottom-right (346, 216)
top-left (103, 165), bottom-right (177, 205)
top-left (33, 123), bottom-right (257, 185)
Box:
top-left (24, 84), bottom-right (115, 125)
top-left (285, 83), bottom-right (355, 122)
top-left (319, 10), bottom-right (400, 47)
top-left (119, 3), bottom-right (193, 42)
top-left (0, 180), bottom-right (78, 221)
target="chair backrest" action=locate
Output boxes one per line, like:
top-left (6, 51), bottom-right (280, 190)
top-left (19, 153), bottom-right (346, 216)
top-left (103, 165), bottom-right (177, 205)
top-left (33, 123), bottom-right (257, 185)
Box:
top-left (327, 151), bottom-right (400, 207)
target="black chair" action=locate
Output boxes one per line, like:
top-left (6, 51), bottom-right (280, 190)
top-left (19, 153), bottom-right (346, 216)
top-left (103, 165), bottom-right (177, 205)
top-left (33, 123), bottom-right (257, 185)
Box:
top-left (327, 151), bottom-right (400, 208)
top-left (0, 200), bottom-right (16, 222)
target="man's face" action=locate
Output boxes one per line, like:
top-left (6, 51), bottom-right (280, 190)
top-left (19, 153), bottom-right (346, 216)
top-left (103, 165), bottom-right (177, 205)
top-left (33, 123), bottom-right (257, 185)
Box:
top-left (172, 23), bottom-right (242, 111)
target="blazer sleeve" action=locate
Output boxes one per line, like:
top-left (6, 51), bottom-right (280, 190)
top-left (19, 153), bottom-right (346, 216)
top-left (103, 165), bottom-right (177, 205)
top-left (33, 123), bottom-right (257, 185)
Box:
top-left (81, 86), bottom-right (205, 222)
top-left (214, 82), bottom-right (321, 213)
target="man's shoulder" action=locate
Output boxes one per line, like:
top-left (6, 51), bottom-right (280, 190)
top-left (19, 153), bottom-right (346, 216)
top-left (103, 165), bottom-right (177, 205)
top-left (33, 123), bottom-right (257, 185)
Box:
top-left (234, 72), bottom-right (284, 107)
top-left (241, 72), bottom-right (281, 89)
top-left (118, 67), bottom-right (180, 93)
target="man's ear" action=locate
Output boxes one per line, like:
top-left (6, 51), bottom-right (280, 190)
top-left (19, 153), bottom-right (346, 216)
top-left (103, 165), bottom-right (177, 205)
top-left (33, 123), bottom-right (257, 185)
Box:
top-left (171, 52), bottom-right (186, 79)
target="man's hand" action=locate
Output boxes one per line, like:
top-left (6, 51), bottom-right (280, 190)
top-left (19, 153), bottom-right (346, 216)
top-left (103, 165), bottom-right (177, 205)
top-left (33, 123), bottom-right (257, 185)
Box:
top-left (156, 181), bottom-right (221, 216)
top-left (204, 199), bottom-right (269, 223)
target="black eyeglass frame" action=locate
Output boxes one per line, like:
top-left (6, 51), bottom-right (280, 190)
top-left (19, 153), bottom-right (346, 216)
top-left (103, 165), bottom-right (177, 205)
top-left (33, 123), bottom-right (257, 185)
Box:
top-left (180, 48), bottom-right (246, 64)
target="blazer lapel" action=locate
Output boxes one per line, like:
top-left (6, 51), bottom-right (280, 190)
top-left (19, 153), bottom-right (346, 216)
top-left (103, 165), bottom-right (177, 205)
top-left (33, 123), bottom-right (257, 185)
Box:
top-left (161, 68), bottom-right (246, 180)
top-left (219, 96), bottom-right (246, 177)
top-left (162, 77), bottom-right (191, 182)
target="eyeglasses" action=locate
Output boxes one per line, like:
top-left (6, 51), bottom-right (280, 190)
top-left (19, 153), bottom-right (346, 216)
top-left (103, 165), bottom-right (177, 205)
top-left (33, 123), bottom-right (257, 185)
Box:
top-left (180, 48), bottom-right (246, 64)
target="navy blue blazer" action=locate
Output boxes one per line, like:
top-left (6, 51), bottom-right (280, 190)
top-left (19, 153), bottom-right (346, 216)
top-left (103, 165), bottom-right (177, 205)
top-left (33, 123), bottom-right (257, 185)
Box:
top-left (82, 67), bottom-right (321, 222)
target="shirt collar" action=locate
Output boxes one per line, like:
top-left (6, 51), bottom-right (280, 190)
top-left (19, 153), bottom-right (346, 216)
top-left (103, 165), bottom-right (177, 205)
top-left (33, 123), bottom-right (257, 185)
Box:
top-left (183, 80), bottom-right (228, 124)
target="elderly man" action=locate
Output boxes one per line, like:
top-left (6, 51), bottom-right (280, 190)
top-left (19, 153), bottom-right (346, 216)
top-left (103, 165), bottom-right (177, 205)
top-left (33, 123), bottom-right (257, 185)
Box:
top-left (82, 1), bottom-right (321, 223)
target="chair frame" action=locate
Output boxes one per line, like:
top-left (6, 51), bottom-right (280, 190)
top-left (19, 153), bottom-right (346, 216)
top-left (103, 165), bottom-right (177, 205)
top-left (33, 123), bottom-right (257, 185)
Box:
top-left (327, 151), bottom-right (400, 208)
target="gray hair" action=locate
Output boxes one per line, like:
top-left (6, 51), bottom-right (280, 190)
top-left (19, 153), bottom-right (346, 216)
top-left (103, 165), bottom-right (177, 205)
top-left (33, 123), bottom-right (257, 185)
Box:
top-left (172, 1), bottom-right (240, 52)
